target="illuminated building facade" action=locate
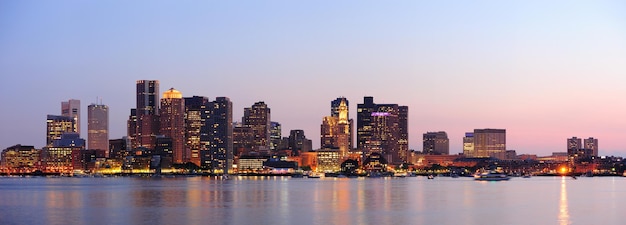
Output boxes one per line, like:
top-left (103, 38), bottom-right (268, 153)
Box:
top-left (423, 131), bottom-right (449, 155)
top-left (87, 103), bottom-right (109, 155)
top-left (42, 133), bottom-right (85, 173)
top-left (472, 129), bottom-right (506, 159)
top-left (46, 115), bottom-right (77, 146)
top-left (184, 96), bottom-right (210, 167)
top-left (270, 121), bottom-right (282, 152)
top-left (243, 102), bottom-right (271, 154)
top-left (316, 149), bottom-right (340, 172)
top-left (321, 97), bottom-right (352, 158)
top-left (1, 145), bottom-right (41, 173)
top-left (463, 132), bottom-right (474, 157)
top-left (61, 99), bottom-right (80, 135)
top-left (109, 138), bottom-right (129, 160)
top-left (160, 88), bottom-right (186, 164)
top-left (356, 96), bottom-right (408, 164)
top-left (203, 97), bottom-right (233, 173)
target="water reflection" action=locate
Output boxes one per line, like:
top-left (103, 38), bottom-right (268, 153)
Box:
top-left (558, 177), bottom-right (570, 225)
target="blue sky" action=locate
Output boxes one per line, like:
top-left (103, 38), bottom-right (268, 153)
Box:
top-left (1, 1), bottom-right (626, 156)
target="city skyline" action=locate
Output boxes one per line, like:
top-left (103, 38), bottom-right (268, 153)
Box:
top-left (1, 1), bottom-right (626, 156)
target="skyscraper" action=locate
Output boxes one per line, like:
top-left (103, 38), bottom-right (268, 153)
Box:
top-left (473, 129), bottom-right (506, 159)
top-left (160, 88), bottom-right (186, 164)
top-left (423, 131), bottom-right (449, 155)
top-left (270, 121), bottom-right (282, 152)
top-left (130, 80), bottom-right (160, 150)
top-left (184, 96), bottom-right (210, 167)
top-left (136, 80), bottom-right (159, 115)
top-left (87, 103), bottom-right (109, 155)
top-left (398, 106), bottom-right (409, 161)
top-left (243, 102), bottom-right (271, 155)
top-left (584, 137), bottom-right (598, 157)
top-left (203, 97), bottom-right (233, 173)
top-left (61, 99), bottom-right (80, 135)
top-left (320, 97), bottom-right (352, 158)
top-left (46, 115), bottom-right (77, 146)
top-left (356, 97), bottom-right (408, 164)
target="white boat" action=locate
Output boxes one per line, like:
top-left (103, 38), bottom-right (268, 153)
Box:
top-left (474, 171), bottom-right (510, 181)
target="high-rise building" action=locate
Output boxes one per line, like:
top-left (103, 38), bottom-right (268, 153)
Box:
top-left (136, 80), bottom-right (159, 115)
top-left (473, 129), bottom-right (506, 159)
top-left (288, 129), bottom-right (312, 156)
top-left (203, 97), bottom-right (233, 173)
top-left (423, 131), bottom-right (449, 155)
top-left (320, 97), bottom-right (352, 158)
top-left (46, 115), bottom-right (77, 146)
top-left (87, 103), bottom-right (109, 155)
top-left (243, 102), bottom-right (271, 154)
top-left (61, 99), bottom-right (80, 135)
top-left (184, 96), bottom-right (210, 167)
top-left (398, 106), bottom-right (409, 161)
top-left (463, 132), bottom-right (474, 157)
top-left (127, 109), bottom-right (139, 149)
top-left (131, 80), bottom-right (160, 150)
top-left (567, 137), bottom-right (582, 156)
top-left (584, 137), bottom-right (598, 157)
top-left (270, 122), bottom-right (282, 152)
top-left (356, 97), bottom-right (408, 164)
top-left (160, 88), bottom-right (186, 164)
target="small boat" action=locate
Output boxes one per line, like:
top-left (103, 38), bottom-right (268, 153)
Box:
top-left (307, 173), bottom-right (321, 178)
top-left (450, 173), bottom-right (459, 178)
top-left (522, 174), bottom-right (531, 178)
top-left (474, 171), bottom-right (510, 181)
top-left (427, 174), bottom-right (435, 179)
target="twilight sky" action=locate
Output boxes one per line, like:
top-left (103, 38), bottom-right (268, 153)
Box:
top-left (1, 1), bottom-right (625, 156)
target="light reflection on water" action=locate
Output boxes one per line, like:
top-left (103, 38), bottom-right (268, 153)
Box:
top-left (559, 177), bottom-right (570, 225)
top-left (0, 176), bottom-right (624, 225)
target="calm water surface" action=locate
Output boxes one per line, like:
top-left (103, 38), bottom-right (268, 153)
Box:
top-left (1, 176), bottom-right (624, 225)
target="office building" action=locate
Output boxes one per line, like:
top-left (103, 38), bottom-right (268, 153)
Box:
top-left (321, 97), bottom-right (352, 158)
top-left (61, 99), bottom-right (80, 135)
top-left (160, 88), bottom-right (186, 164)
top-left (1, 145), bottom-right (41, 173)
top-left (463, 132), bottom-right (474, 157)
top-left (87, 103), bottom-right (109, 155)
top-left (202, 97), bottom-right (233, 173)
top-left (243, 102), bottom-right (271, 154)
top-left (130, 80), bottom-right (160, 150)
top-left (472, 129), bottom-right (506, 159)
top-left (423, 131), bottom-right (449, 155)
top-left (356, 96), bottom-right (408, 164)
top-left (270, 121), bottom-right (282, 152)
top-left (184, 96), bottom-right (210, 167)
top-left (46, 115), bottom-right (77, 146)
